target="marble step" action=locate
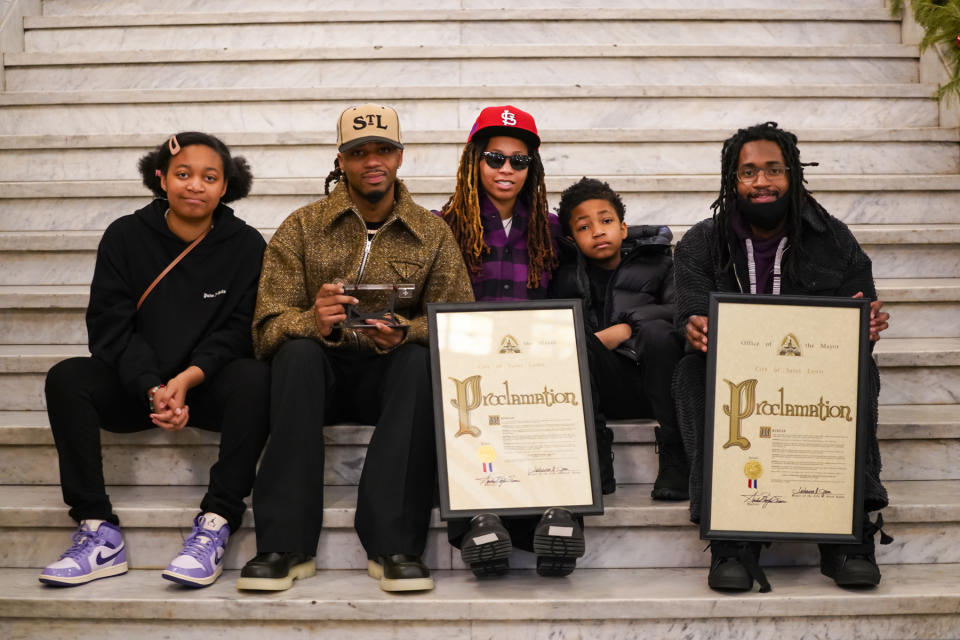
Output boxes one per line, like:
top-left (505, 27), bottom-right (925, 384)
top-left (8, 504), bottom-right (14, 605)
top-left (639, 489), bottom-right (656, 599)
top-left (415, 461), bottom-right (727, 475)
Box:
top-left (5, 134), bottom-right (958, 181)
top-left (0, 85), bottom-right (941, 135)
top-left (4, 175), bottom-right (960, 230)
top-left (37, 0), bottom-right (890, 17)
top-left (5, 45), bottom-right (921, 92)
top-left (0, 395), bottom-right (956, 485)
top-left (0, 480), bottom-right (955, 571)
top-left (3, 224), bottom-right (958, 291)
top-left (1, 339), bottom-right (953, 410)
top-left (1, 565), bottom-right (958, 640)
top-left (23, 9), bottom-right (902, 52)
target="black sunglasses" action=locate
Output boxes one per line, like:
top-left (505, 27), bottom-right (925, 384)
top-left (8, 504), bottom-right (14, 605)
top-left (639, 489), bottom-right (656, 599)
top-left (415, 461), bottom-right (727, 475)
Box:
top-left (481, 151), bottom-right (532, 171)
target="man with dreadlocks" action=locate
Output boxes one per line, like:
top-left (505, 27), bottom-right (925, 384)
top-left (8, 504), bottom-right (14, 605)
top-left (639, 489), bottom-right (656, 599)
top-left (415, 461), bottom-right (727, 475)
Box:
top-left (439, 106), bottom-right (588, 579)
top-left (241, 104), bottom-right (472, 594)
top-left (673, 121), bottom-right (892, 593)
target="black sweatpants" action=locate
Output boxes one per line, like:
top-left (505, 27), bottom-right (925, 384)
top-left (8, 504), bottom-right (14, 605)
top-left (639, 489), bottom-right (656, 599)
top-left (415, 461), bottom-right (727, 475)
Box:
top-left (44, 356), bottom-right (271, 533)
top-left (447, 318), bottom-right (683, 551)
top-left (252, 339), bottom-right (436, 558)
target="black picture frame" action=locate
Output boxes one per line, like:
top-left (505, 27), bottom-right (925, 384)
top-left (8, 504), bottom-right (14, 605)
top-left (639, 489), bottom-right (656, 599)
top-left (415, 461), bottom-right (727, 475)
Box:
top-left (701, 293), bottom-right (870, 544)
top-left (428, 300), bottom-right (603, 520)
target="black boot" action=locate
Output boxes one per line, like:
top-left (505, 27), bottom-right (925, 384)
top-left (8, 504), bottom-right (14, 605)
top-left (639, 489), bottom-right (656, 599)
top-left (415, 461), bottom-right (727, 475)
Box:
top-left (819, 513), bottom-right (893, 588)
top-left (707, 540), bottom-right (771, 593)
top-left (651, 425), bottom-right (689, 501)
top-left (595, 413), bottom-right (616, 495)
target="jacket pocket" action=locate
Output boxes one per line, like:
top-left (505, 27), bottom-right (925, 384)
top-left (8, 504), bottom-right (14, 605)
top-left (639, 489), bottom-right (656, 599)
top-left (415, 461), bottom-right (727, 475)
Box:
top-left (389, 259), bottom-right (425, 281)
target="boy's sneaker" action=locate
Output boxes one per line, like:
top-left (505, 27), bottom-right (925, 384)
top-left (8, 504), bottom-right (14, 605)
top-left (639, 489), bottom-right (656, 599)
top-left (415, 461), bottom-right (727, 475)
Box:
top-left (595, 416), bottom-right (616, 495)
top-left (39, 520), bottom-right (128, 587)
top-left (533, 507), bottom-right (585, 577)
top-left (162, 513), bottom-right (231, 587)
top-left (651, 425), bottom-right (689, 501)
top-left (460, 513), bottom-right (512, 577)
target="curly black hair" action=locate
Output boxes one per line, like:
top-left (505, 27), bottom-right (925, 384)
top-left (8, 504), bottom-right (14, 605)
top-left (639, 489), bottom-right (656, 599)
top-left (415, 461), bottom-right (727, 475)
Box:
top-left (556, 176), bottom-right (626, 236)
top-left (138, 131), bottom-right (253, 203)
top-left (712, 121), bottom-right (824, 275)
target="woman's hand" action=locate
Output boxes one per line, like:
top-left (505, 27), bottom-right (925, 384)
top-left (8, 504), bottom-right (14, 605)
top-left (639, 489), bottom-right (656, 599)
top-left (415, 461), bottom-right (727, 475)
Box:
top-left (150, 366), bottom-right (204, 431)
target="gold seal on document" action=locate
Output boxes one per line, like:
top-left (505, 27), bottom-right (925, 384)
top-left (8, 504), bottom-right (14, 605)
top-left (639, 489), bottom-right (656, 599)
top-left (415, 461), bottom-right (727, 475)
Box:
top-left (477, 445), bottom-right (497, 463)
top-left (744, 460), bottom-right (763, 480)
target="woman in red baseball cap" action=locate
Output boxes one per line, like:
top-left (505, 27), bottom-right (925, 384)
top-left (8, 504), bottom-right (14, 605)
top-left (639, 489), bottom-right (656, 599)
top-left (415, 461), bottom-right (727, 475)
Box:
top-left (439, 107), bottom-right (586, 581)
top-left (439, 105), bottom-right (559, 301)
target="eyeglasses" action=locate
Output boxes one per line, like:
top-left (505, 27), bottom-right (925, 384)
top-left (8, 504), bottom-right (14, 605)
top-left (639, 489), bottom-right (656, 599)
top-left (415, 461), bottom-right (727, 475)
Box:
top-left (481, 151), bottom-right (532, 171)
top-left (737, 163), bottom-right (789, 183)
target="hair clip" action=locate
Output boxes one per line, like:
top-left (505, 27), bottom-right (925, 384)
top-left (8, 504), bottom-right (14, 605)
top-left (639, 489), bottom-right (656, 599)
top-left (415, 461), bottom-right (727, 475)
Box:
top-left (168, 135), bottom-right (181, 156)
top-left (155, 169), bottom-right (162, 177)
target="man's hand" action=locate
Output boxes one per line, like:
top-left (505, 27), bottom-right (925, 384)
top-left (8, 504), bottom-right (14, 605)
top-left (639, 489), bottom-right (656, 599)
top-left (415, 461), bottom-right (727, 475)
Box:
top-left (358, 319), bottom-right (405, 350)
top-left (853, 292), bottom-right (890, 342)
top-left (594, 323), bottom-right (632, 350)
top-left (685, 315), bottom-right (709, 352)
top-left (314, 283), bottom-right (358, 338)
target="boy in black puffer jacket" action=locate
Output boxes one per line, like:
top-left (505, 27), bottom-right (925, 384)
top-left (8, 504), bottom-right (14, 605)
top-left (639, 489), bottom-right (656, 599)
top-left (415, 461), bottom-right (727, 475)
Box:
top-left (552, 177), bottom-right (688, 500)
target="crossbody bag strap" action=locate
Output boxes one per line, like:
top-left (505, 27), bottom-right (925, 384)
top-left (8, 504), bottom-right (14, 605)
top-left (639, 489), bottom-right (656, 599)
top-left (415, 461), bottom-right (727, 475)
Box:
top-left (136, 227), bottom-right (211, 310)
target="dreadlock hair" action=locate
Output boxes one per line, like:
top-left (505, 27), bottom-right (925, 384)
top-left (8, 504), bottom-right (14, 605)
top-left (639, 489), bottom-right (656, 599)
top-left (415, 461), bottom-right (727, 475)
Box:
top-left (557, 177), bottom-right (626, 236)
top-left (439, 137), bottom-right (556, 288)
top-left (138, 131), bottom-right (252, 203)
top-left (711, 121), bottom-right (825, 277)
top-left (325, 157), bottom-right (343, 195)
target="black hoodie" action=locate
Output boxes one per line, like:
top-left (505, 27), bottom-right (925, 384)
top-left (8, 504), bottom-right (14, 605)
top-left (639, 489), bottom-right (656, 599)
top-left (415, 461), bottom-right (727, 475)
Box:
top-left (85, 199), bottom-right (266, 400)
top-left (550, 224), bottom-right (676, 362)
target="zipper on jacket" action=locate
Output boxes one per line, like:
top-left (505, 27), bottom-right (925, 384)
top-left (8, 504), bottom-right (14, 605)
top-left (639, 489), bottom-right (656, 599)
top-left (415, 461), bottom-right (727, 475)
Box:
top-left (354, 212), bottom-right (389, 284)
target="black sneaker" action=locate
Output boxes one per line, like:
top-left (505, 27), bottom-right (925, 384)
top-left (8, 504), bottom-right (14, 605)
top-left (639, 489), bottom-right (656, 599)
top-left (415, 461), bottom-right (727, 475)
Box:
top-left (819, 513), bottom-right (893, 588)
top-left (236, 552), bottom-right (315, 591)
top-left (533, 507), bottom-right (585, 577)
top-left (651, 425), bottom-right (689, 501)
top-left (707, 540), bottom-right (770, 593)
top-left (460, 513), bottom-right (512, 578)
top-left (367, 554), bottom-right (434, 592)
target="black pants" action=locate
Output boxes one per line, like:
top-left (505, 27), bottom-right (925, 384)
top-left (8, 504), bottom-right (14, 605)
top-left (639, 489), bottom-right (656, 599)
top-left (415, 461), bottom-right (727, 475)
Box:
top-left (585, 318), bottom-right (683, 427)
top-left (448, 319), bottom-right (683, 550)
top-left (44, 357), bottom-right (271, 533)
top-left (673, 351), bottom-right (889, 524)
top-left (253, 339), bottom-right (436, 558)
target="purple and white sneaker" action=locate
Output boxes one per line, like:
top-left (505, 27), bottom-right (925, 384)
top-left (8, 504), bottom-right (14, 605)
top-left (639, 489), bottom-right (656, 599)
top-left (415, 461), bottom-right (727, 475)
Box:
top-left (39, 520), bottom-right (128, 587)
top-left (162, 513), bottom-right (230, 587)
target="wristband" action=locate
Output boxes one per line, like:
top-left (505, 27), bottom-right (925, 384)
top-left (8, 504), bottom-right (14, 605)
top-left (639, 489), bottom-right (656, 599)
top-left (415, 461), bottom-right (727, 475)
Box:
top-left (148, 384), bottom-right (166, 411)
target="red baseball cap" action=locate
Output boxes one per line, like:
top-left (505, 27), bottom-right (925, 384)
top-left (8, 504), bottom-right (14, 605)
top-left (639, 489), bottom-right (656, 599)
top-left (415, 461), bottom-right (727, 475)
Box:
top-left (467, 105), bottom-right (540, 150)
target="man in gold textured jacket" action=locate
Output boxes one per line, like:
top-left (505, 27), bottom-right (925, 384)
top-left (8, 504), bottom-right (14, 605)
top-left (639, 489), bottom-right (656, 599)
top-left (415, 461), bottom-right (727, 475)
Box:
top-left (238, 104), bottom-right (473, 594)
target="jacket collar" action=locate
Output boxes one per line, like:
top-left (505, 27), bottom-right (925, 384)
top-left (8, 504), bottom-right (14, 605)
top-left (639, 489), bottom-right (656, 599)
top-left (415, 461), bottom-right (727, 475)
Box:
top-left (479, 191), bottom-right (530, 233)
top-left (318, 180), bottom-right (426, 243)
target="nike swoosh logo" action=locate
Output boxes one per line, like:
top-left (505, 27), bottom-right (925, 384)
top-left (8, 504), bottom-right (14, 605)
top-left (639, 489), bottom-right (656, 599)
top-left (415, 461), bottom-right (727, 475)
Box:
top-left (96, 546), bottom-right (124, 565)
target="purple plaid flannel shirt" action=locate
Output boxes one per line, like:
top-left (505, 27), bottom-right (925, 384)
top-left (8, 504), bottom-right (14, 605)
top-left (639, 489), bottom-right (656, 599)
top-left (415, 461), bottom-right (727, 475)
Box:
top-left (471, 193), bottom-right (560, 301)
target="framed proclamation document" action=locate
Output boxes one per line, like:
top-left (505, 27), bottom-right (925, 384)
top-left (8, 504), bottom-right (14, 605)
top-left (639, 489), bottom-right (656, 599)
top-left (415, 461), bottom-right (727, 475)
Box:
top-left (701, 293), bottom-right (871, 544)
top-left (428, 300), bottom-right (603, 519)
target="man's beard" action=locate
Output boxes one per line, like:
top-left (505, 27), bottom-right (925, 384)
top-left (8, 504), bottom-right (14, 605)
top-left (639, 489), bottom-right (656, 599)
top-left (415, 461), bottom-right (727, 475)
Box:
top-left (358, 186), bottom-right (389, 204)
top-left (345, 178), bottom-right (391, 205)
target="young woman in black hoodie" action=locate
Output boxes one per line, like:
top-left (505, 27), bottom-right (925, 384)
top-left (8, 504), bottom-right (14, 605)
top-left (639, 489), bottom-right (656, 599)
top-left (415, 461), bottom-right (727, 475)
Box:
top-left (39, 132), bottom-right (269, 589)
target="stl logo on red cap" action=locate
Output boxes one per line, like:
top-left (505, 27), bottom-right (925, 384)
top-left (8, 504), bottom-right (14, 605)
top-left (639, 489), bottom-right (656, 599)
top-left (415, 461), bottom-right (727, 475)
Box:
top-left (501, 109), bottom-right (517, 126)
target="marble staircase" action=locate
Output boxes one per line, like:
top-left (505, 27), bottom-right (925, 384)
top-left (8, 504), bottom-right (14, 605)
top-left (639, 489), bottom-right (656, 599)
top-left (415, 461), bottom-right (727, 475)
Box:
top-left (1, 0), bottom-right (959, 638)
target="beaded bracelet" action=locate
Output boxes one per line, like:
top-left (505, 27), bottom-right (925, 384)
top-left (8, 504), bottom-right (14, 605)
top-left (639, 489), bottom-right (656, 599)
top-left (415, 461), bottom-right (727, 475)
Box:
top-left (148, 384), bottom-right (166, 411)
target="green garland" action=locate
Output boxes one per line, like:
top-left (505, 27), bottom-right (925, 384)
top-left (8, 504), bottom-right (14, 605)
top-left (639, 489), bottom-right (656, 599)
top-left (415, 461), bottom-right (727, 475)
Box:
top-left (892, 0), bottom-right (960, 102)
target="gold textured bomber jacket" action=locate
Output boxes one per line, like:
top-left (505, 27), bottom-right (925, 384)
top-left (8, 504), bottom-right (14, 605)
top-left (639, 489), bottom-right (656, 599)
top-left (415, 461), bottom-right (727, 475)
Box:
top-left (252, 180), bottom-right (474, 359)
